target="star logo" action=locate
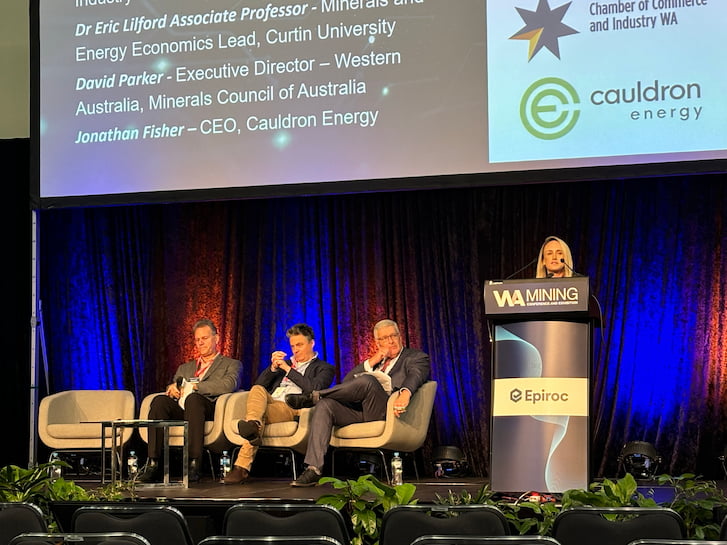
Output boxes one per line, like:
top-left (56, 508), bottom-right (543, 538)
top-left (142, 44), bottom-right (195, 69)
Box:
top-left (510, 0), bottom-right (579, 61)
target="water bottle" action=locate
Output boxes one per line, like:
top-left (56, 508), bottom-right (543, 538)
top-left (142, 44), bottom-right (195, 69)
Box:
top-left (49, 452), bottom-right (62, 481)
top-left (391, 452), bottom-right (403, 486)
top-left (220, 450), bottom-right (231, 482)
top-left (127, 450), bottom-right (138, 479)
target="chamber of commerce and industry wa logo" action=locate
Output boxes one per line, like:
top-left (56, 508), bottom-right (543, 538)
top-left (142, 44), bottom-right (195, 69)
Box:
top-left (510, 0), bottom-right (578, 61)
top-left (510, 1), bottom-right (581, 139)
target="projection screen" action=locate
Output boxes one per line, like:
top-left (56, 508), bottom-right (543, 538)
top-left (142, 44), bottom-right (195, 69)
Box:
top-left (33, 0), bottom-right (727, 206)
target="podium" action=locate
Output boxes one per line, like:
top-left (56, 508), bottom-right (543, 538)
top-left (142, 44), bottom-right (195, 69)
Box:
top-left (484, 277), bottom-right (594, 493)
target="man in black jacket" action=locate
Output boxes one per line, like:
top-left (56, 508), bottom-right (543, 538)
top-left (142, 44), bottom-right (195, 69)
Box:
top-left (223, 323), bottom-right (334, 484)
top-left (285, 319), bottom-right (430, 486)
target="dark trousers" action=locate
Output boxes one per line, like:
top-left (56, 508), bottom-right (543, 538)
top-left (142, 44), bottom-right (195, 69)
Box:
top-left (147, 392), bottom-right (215, 460)
top-left (304, 374), bottom-right (389, 469)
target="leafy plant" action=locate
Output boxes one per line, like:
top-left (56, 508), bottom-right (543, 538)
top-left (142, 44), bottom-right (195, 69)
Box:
top-left (561, 473), bottom-right (658, 508)
top-left (434, 482), bottom-right (498, 507)
top-left (0, 460), bottom-right (140, 531)
top-left (0, 461), bottom-right (95, 529)
top-left (434, 483), bottom-right (560, 535)
top-left (317, 474), bottom-right (417, 545)
top-left (656, 473), bottom-right (726, 539)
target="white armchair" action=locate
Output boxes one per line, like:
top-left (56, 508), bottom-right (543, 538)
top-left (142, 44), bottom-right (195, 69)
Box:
top-left (38, 389), bottom-right (136, 451)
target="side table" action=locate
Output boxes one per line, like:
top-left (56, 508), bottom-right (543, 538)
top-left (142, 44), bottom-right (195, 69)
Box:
top-left (101, 419), bottom-right (188, 488)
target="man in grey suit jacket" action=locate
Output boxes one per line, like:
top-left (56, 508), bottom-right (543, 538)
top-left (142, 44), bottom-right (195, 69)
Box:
top-left (285, 319), bottom-right (430, 486)
top-left (138, 318), bottom-right (242, 483)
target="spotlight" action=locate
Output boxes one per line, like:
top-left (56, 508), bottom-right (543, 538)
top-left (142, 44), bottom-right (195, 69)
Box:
top-left (618, 441), bottom-right (661, 479)
top-left (718, 445), bottom-right (727, 479)
top-left (432, 445), bottom-right (468, 478)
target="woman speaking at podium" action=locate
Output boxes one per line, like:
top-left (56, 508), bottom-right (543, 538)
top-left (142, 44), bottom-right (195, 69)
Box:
top-left (535, 236), bottom-right (575, 278)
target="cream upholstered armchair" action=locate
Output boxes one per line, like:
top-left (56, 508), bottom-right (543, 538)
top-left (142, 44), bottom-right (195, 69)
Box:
top-left (38, 389), bottom-right (136, 453)
top-left (137, 391), bottom-right (234, 454)
top-left (223, 390), bottom-right (313, 479)
top-left (329, 380), bottom-right (437, 480)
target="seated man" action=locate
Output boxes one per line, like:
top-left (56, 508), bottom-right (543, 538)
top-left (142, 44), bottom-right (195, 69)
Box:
top-left (224, 323), bottom-right (334, 484)
top-left (285, 319), bottom-right (430, 486)
top-left (138, 318), bottom-right (242, 483)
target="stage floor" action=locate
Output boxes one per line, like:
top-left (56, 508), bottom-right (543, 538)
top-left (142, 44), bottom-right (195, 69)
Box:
top-left (130, 475), bottom-right (488, 503)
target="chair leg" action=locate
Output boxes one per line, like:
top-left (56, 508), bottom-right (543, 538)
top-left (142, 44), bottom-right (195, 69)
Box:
top-left (205, 449), bottom-right (216, 481)
top-left (377, 449), bottom-right (390, 483)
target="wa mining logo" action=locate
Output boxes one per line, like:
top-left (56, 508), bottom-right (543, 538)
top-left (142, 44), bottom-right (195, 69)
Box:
top-left (511, 1), bottom-right (581, 139)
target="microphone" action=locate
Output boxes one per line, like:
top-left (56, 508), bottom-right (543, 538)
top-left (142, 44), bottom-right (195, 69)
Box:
top-left (175, 376), bottom-right (184, 389)
top-left (504, 257), bottom-right (538, 280)
top-left (560, 258), bottom-right (583, 277)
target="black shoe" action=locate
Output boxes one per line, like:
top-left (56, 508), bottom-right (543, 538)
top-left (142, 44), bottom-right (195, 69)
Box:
top-left (291, 467), bottom-right (321, 487)
top-left (137, 459), bottom-right (160, 483)
top-left (285, 392), bottom-right (316, 410)
top-left (237, 420), bottom-right (262, 446)
top-left (188, 458), bottom-right (200, 483)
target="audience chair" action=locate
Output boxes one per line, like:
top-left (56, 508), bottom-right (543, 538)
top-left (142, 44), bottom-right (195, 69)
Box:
top-left (0, 502), bottom-right (47, 545)
top-left (379, 504), bottom-right (510, 545)
top-left (629, 539), bottom-right (727, 545)
top-left (411, 537), bottom-right (561, 545)
top-left (330, 380), bottom-right (437, 481)
top-left (200, 537), bottom-right (343, 545)
top-left (10, 532), bottom-right (151, 545)
top-left (223, 391), bottom-right (313, 479)
top-left (71, 504), bottom-right (195, 545)
top-left (138, 391), bottom-right (234, 476)
top-left (720, 513), bottom-right (727, 540)
top-left (552, 506), bottom-right (686, 545)
top-left (37, 390), bottom-right (135, 457)
top-left (223, 503), bottom-right (349, 545)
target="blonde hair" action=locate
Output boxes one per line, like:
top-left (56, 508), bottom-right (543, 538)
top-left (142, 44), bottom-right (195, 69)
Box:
top-left (536, 236), bottom-right (574, 278)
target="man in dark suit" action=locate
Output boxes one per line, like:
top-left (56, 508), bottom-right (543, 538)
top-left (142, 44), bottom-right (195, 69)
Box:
top-left (285, 319), bottom-right (430, 486)
top-left (138, 318), bottom-right (242, 483)
top-left (223, 323), bottom-right (335, 484)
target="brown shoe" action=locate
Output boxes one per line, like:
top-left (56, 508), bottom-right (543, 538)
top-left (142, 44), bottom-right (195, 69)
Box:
top-left (224, 465), bottom-right (249, 485)
top-left (237, 420), bottom-right (263, 446)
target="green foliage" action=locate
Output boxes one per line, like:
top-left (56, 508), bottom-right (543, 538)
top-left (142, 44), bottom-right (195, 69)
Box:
top-left (504, 500), bottom-right (561, 536)
top-left (317, 474), bottom-right (417, 545)
top-left (434, 473), bottom-right (727, 540)
top-left (433, 483), bottom-right (561, 536)
top-left (656, 473), bottom-right (726, 539)
top-left (0, 460), bottom-right (140, 531)
top-left (561, 473), bottom-right (658, 508)
top-left (434, 482), bottom-right (498, 507)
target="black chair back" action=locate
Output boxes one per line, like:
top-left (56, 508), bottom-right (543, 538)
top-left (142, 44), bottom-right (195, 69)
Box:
top-left (9, 532), bottom-right (151, 545)
top-left (223, 503), bottom-right (349, 545)
top-left (411, 537), bottom-right (561, 545)
top-left (0, 502), bottom-right (47, 545)
top-left (200, 538), bottom-right (342, 545)
top-left (379, 505), bottom-right (510, 545)
top-left (629, 539), bottom-right (727, 545)
top-left (72, 505), bottom-right (195, 545)
top-left (552, 507), bottom-right (686, 545)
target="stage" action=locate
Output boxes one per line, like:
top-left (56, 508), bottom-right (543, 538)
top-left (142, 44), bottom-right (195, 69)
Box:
top-left (130, 475), bottom-right (486, 503)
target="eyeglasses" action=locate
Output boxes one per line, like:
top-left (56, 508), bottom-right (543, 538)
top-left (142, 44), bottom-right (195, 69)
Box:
top-left (376, 333), bottom-right (400, 343)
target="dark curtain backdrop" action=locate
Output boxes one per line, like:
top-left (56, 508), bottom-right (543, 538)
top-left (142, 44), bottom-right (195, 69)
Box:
top-left (38, 174), bottom-right (727, 478)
